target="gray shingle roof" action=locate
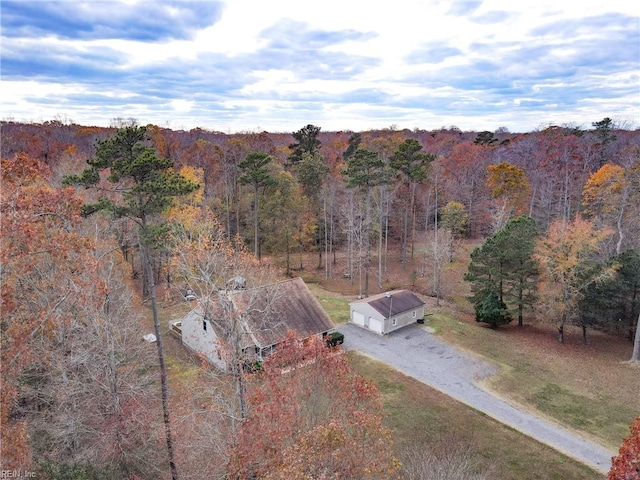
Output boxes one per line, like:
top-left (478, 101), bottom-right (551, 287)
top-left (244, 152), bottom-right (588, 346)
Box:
top-left (184, 277), bottom-right (335, 350)
top-left (232, 277), bottom-right (335, 348)
top-left (353, 290), bottom-right (425, 318)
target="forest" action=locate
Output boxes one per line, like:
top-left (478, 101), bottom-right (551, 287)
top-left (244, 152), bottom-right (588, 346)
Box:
top-left (1, 118), bottom-right (639, 479)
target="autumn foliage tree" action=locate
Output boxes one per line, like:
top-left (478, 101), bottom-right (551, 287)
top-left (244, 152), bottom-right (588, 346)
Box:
top-left (440, 201), bottom-right (468, 240)
top-left (227, 333), bottom-right (398, 479)
top-left (582, 161), bottom-right (640, 255)
top-left (64, 122), bottom-right (198, 479)
top-left (535, 216), bottom-right (616, 343)
top-left (486, 162), bottom-right (531, 232)
top-left (1, 154), bottom-right (161, 475)
top-left (1, 154), bottom-right (83, 468)
top-left (169, 208), bottom-right (280, 426)
top-left (608, 415), bottom-right (640, 480)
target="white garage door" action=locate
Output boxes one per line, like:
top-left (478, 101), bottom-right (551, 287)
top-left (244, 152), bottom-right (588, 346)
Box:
top-left (352, 310), bottom-right (365, 326)
top-left (369, 317), bottom-right (383, 333)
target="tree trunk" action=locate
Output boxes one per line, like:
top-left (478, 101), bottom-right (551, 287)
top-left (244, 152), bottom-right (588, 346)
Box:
top-left (433, 184), bottom-right (439, 307)
top-left (225, 190), bottom-right (232, 240)
top-left (410, 183), bottom-right (416, 261)
top-left (378, 188), bottom-right (384, 289)
top-left (285, 234), bottom-right (291, 277)
top-left (558, 321), bottom-right (564, 344)
top-left (518, 276), bottom-right (524, 327)
top-left (142, 245), bottom-right (178, 480)
top-left (558, 288), bottom-right (569, 343)
top-left (631, 311), bottom-right (640, 362)
top-left (384, 196), bottom-right (389, 274)
top-left (324, 195), bottom-right (329, 279)
top-left (402, 185), bottom-right (410, 269)
top-left (364, 189), bottom-right (372, 297)
top-left (615, 190), bottom-right (626, 255)
top-left (253, 186), bottom-right (259, 259)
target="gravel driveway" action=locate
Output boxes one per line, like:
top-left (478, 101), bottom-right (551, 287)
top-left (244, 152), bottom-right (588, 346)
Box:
top-left (337, 322), bottom-right (615, 474)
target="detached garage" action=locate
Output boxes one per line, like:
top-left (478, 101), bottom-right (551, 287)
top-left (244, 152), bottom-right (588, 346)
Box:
top-left (349, 290), bottom-right (426, 335)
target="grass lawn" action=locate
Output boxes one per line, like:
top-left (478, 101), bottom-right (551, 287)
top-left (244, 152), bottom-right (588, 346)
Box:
top-left (148, 266), bottom-right (636, 477)
top-left (307, 282), bottom-right (351, 324)
top-left (349, 352), bottom-right (602, 480)
top-left (427, 307), bottom-right (640, 451)
top-left (306, 279), bottom-right (638, 477)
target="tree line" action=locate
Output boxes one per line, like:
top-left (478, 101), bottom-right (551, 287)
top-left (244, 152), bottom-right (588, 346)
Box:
top-left (2, 118), bottom-right (639, 478)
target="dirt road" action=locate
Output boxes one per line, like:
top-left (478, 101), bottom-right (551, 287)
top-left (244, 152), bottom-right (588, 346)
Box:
top-left (337, 322), bottom-right (615, 474)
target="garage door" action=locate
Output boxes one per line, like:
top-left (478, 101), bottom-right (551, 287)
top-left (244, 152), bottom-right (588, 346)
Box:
top-left (352, 310), bottom-right (365, 326)
top-left (369, 317), bottom-right (383, 333)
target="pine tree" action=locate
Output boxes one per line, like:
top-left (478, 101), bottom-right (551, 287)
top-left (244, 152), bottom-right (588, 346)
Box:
top-left (238, 151), bottom-right (274, 259)
top-left (287, 124), bottom-right (321, 166)
top-left (64, 122), bottom-right (198, 479)
top-left (464, 216), bottom-right (539, 327)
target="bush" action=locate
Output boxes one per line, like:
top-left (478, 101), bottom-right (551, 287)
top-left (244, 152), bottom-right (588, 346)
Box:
top-left (326, 332), bottom-right (345, 347)
top-left (475, 292), bottom-right (512, 328)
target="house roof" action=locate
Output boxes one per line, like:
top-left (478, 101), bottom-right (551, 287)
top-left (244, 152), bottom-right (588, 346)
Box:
top-left (232, 277), bottom-right (335, 348)
top-left (183, 277), bottom-right (335, 350)
top-left (351, 290), bottom-right (425, 318)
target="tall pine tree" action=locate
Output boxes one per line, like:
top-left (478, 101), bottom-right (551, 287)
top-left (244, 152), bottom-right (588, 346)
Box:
top-left (465, 216), bottom-right (539, 327)
top-left (64, 122), bottom-right (198, 479)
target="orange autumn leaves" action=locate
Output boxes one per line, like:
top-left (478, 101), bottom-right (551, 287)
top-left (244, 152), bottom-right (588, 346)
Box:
top-left (228, 333), bottom-right (398, 479)
top-left (609, 415), bottom-right (640, 480)
top-left (1, 154), bottom-right (92, 467)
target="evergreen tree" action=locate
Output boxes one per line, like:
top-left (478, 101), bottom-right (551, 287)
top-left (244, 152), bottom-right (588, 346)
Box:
top-left (464, 216), bottom-right (539, 327)
top-left (296, 151), bottom-right (331, 268)
top-left (578, 249), bottom-right (640, 340)
top-left (389, 139), bottom-right (434, 268)
top-left (64, 122), bottom-right (198, 480)
top-left (498, 216), bottom-right (539, 326)
top-left (475, 291), bottom-right (512, 328)
top-left (591, 117), bottom-right (616, 167)
top-left (238, 151), bottom-right (274, 259)
top-left (287, 124), bottom-right (321, 166)
top-left (342, 148), bottom-right (388, 296)
top-left (343, 132), bottom-right (362, 160)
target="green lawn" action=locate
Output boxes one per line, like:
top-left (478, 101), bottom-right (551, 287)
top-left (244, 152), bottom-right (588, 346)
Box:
top-left (305, 283), bottom-right (639, 477)
top-left (307, 282), bottom-right (351, 324)
top-left (349, 352), bottom-right (602, 480)
top-left (427, 309), bottom-right (639, 451)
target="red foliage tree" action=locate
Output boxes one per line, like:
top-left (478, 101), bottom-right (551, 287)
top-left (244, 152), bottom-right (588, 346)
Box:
top-left (609, 415), bottom-right (640, 480)
top-left (1, 154), bottom-right (86, 467)
top-left (227, 333), bottom-right (398, 479)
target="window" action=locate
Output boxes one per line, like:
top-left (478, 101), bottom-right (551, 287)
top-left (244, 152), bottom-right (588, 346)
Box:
top-left (392, 318), bottom-right (397, 326)
top-left (203, 319), bottom-right (207, 332)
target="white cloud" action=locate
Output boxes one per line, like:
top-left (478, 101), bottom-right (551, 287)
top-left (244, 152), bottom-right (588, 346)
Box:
top-left (170, 99), bottom-right (195, 113)
top-left (1, 0), bottom-right (638, 132)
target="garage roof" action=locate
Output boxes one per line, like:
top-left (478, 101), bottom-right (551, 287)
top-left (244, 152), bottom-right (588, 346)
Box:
top-left (352, 290), bottom-right (425, 318)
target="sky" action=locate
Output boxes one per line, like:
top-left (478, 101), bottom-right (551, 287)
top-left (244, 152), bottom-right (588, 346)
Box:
top-left (1, 0), bottom-right (639, 133)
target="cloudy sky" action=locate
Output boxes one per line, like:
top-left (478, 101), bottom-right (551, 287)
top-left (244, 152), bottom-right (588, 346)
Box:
top-left (2, 0), bottom-right (638, 133)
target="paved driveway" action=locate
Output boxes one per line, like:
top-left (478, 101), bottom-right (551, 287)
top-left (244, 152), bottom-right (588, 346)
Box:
top-left (337, 322), bottom-right (615, 474)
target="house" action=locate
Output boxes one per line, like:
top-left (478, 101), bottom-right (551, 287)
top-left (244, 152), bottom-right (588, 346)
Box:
top-left (177, 277), bottom-right (336, 370)
top-left (349, 290), bottom-right (425, 335)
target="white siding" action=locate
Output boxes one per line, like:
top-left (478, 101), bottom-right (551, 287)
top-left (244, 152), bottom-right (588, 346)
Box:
top-left (350, 295), bottom-right (426, 335)
top-left (385, 305), bottom-right (425, 334)
top-left (181, 312), bottom-right (226, 371)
